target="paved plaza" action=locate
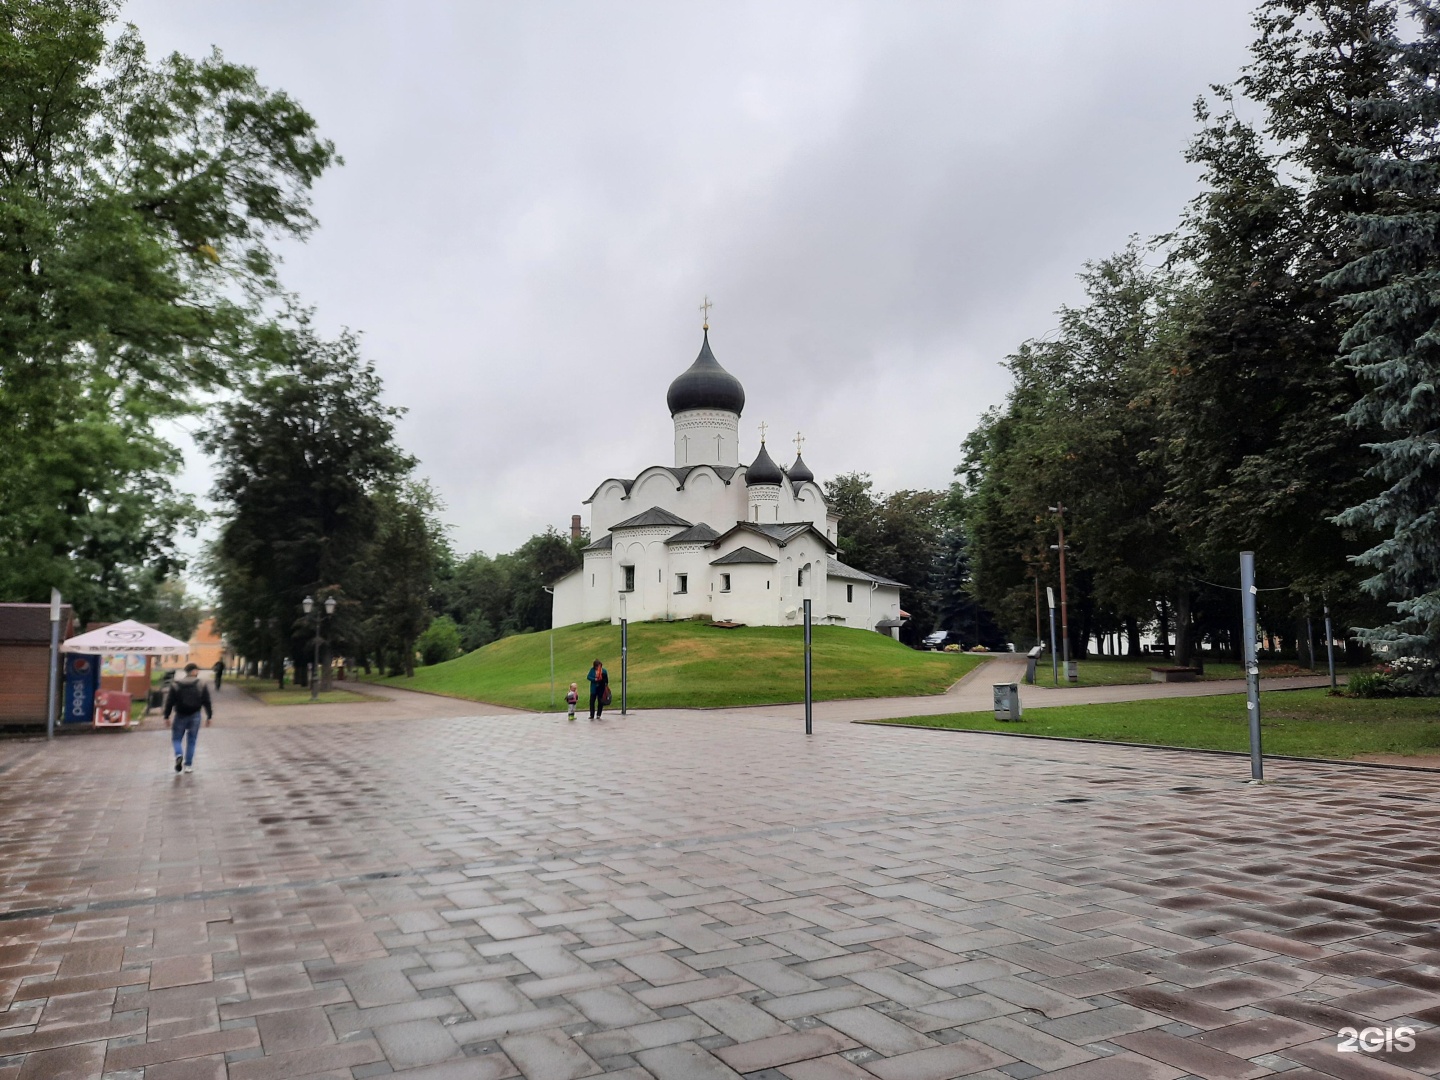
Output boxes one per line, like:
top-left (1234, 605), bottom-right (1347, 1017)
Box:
top-left (3, 691), bottom-right (1440, 1080)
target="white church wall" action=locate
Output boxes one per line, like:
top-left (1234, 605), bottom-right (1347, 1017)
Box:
top-left (826, 577), bottom-right (871, 627)
top-left (776, 548), bottom-right (826, 627)
top-left (551, 570), bottom-right (584, 627)
top-left (667, 546), bottom-right (711, 620)
top-left (710, 561), bottom-right (777, 625)
top-left (589, 482), bottom-right (630, 536)
top-left (673, 409), bottom-right (740, 467)
top-left (789, 482), bottom-right (828, 531)
top-left (580, 551), bottom-right (612, 624)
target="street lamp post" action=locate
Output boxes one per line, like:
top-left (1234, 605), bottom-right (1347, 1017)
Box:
top-left (618, 591), bottom-right (628, 715)
top-left (541, 586), bottom-right (556, 708)
top-left (302, 595), bottom-right (336, 701)
top-left (1049, 504), bottom-right (1073, 682)
top-left (1323, 595), bottom-right (1337, 691)
top-left (802, 565), bottom-right (813, 736)
top-left (46, 588), bottom-right (61, 740)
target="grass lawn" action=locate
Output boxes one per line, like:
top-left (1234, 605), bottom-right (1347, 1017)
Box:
top-left (251, 688), bottom-right (376, 706)
top-left (372, 621), bottom-right (982, 710)
top-left (1030, 656), bottom-right (1355, 688)
top-left (875, 689), bottom-right (1440, 760)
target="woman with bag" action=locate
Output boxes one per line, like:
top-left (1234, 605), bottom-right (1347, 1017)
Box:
top-left (587, 659), bottom-right (610, 720)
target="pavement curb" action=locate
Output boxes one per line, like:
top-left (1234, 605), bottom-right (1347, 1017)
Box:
top-left (855, 718), bottom-right (1440, 774)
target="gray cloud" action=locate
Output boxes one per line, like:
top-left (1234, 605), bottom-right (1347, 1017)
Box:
top-left (129, 0), bottom-right (1256, 559)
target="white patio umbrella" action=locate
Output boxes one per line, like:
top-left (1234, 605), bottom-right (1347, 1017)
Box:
top-left (60, 620), bottom-right (191, 700)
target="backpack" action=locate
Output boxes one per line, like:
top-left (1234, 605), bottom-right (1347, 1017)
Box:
top-left (174, 680), bottom-right (204, 714)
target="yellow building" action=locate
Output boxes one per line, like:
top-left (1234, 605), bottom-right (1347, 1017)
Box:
top-left (186, 617), bottom-right (227, 670)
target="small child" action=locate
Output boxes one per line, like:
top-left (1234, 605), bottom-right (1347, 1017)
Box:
top-left (566, 682), bottom-right (578, 721)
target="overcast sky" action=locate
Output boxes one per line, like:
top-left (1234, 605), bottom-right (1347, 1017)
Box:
top-left (129, 0), bottom-right (1259, 562)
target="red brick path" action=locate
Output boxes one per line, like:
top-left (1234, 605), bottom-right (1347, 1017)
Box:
top-left (2, 705), bottom-right (1438, 1078)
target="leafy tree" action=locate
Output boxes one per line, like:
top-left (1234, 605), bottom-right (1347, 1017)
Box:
top-left (1326, 0), bottom-right (1440, 689)
top-left (0, 0), bottom-right (336, 616)
top-left (432, 528), bottom-right (585, 650)
top-left (359, 482), bottom-right (447, 677)
top-left (139, 578), bottom-right (205, 641)
top-left (960, 246), bottom-right (1178, 657)
top-left (416, 615), bottom-right (461, 666)
top-left (201, 314), bottom-right (418, 684)
top-left (824, 472), bottom-right (950, 643)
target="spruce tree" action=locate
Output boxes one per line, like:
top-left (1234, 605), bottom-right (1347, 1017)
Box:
top-left (1326, 1), bottom-right (1440, 689)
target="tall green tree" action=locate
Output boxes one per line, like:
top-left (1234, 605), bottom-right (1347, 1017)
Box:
top-left (960, 246), bottom-right (1178, 657)
top-left (0, 0), bottom-right (336, 617)
top-left (824, 472), bottom-right (949, 643)
top-left (1158, 1), bottom-right (1400, 642)
top-left (358, 482), bottom-right (447, 676)
top-left (201, 315), bottom-right (419, 683)
top-left (1326, 0), bottom-right (1440, 688)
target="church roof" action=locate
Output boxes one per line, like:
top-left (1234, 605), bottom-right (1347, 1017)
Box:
top-left (667, 329), bottom-right (746, 416)
top-left (582, 533), bottom-right (613, 552)
top-left (827, 556), bottom-right (906, 588)
top-left (744, 441), bottom-right (784, 486)
top-left (787, 453), bottom-right (814, 484)
top-left (665, 523), bottom-right (720, 545)
top-left (583, 465), bottom-right (740, 505)
top-left (716, 521), bottom-right (837, 553)
top-left (711, 545), bottom-right (777, 565)
top-left (611, 506), bottom-right (693, 530)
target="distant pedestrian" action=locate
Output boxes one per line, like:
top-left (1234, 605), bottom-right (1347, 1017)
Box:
top-left (566, 682), bottom-right (578, 721)
top-left (212, 659), bottom-right (225, 691)
top-left (587, 659), bottom-right (610, 720)
top-left (164, 662), bottom-right (213, 774)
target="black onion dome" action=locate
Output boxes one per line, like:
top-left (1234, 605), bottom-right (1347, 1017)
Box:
top-left (788, 453), bottom-right (814, 484)
top-left (746, 441), bottom-right (784, 486)
top-left (666, 330), bottom-right (746, 416)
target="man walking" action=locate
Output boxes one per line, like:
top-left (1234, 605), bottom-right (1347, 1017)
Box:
top-left (164, 663), bottom-right (213, 774)
top-left (212, 658), bottom-right (225, 691)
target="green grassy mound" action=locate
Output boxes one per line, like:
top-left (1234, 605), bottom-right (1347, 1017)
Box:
top-left (375, 621), bottom-right (981, 710)
top-left (875, 690), bottom-right (1440, 760)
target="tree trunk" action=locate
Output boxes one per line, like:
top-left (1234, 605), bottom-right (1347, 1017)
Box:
top-left (1126, 615), bottom-right (1142, 656)
top-left (1175, 591), bottom-right (1194, 667)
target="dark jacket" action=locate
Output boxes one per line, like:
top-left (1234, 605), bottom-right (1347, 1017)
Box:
top-left (164, 676), bottom-right (213, 720)
top-left (586, 666), bottom-right (609, 693)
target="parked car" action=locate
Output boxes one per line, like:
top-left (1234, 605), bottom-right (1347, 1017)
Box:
top-left (922, 630), bottom-right (964, 651)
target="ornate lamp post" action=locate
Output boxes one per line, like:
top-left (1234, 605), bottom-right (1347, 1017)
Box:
top-left (302, 595), bottom-right (336, 701)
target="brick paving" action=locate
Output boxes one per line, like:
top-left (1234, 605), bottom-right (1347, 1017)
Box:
top-left (3, 692), bottom-right (1440, 1079)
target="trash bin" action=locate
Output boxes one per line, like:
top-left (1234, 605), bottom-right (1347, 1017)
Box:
top-left (993, 682), bottom-right (1022, 721)
top-left (1066, 660), bottom-right (1078, 684)
top-left (1024, 645), bottom-right (1043, 685)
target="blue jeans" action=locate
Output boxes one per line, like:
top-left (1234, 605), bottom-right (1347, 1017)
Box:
top-left (171, 712), bottom-right (202, 765)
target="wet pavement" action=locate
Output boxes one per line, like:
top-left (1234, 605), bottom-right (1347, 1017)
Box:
top-left (3, 693), bottom-right (1439, 1079)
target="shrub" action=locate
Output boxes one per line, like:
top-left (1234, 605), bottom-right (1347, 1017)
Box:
top-left (1347, 671), bottom-right (1398, 698)
top-left (417, 615), bottom-right (462, 666)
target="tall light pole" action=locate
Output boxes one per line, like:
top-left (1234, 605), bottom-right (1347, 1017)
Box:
top-left (618, 591), bottom-right (628, 715)
top-left (541, 586), bottom-right (556, 708)
top-left (802, 565), bottom-right (813, 736)
top-left (1240, 552), bottom-right (1263, 781)
top-left (302, 595), bottom-right (336, 701)
top-left (1046, 586), bottom-right (1059, 686)
top-left (1323, 594), bottom-right (1337, 691)
top-left (1049, 504), bottom-right (1072, 682)
top-left (46, 588), bottom-right (62, 740)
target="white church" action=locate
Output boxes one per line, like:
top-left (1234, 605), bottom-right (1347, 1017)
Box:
top-left (550, 324), bottom-right (907, 634)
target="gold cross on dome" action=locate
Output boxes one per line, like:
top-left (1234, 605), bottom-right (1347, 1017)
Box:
top-left (699, 296), bottom-right (713, 329)
top-left (758, 420), bottom-right (768, 444)
top-left (794, 431), bottom-right (805, 456)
